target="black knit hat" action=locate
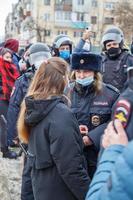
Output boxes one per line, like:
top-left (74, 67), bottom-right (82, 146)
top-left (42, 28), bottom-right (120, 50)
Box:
top-left (71, 52), bottom-right (102, 72)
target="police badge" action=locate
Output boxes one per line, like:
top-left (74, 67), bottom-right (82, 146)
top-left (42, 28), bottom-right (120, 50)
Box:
top-left (91, 115), bottom-right (100, 126)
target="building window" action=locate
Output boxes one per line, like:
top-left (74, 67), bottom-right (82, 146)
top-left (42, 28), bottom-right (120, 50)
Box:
top-left (78, 0), bottom-right (84, 5)
top-left (55, 0), bottom-right (61, 4)
top-left (104, 2), bottom-right (115, 10)
top-left (91, 0), bottom-right (98, 7)
top-left (91, 16), bottom-right (97, 24)
top-left (77, 13), bottom-right (84, 21)
top-left (73, 31), bottom-right (83, 37)
top-left (57, 30), bottom-right (68, 35)
top-left (55, 11), bottom-right (71, 21)
top-left (44, 0), bottom-right (50, 5)
top-left (104, 17), bottom-right (114, 24)
top-left (55, 11), bottom-right (63, 20)
top-left (44, 29), bottom-right (51, 36)
top-left (64, 12), bottom-right (71, 20)
top-left (55, 0), bottom-right (72, 4)
top-left (44, 13), bottom-right (50, 21)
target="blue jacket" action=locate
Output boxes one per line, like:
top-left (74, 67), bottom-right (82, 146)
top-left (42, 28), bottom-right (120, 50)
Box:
top-left (85, 142), bottom-right (133, 200)
top-left (13, 53), bottom-right (21, 71)
top-left (6, 69), bottom-right (34, 145)
top-left (70, 82), bottom-right (119, 178)
top-left (74, 39), bottom-right (91, 53)
top-left (70, 82), bottom-right (119, 150)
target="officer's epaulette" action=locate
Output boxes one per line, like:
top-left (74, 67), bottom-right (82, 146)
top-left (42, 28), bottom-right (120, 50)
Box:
top-left (105, 83), bottom-right (120, 94)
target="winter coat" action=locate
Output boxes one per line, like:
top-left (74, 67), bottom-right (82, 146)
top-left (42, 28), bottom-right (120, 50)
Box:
top-left (25, 96), bottom-right (90, 200)
top-left (6, 68), bottom-right (34, 146)
top-left (0, 56), bottom-right (20, 101)
top-left (111, 86), bottom-right (133, 141)
top-left (85, 141), bottom-right (133, 200)
top-left (70, 82), bottom-right (119, 177)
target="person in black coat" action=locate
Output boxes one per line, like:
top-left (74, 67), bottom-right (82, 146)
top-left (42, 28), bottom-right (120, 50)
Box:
top-left (17, 57), bottom-right (90, 200)
top-left (70, 51), bottom-right (119, 178)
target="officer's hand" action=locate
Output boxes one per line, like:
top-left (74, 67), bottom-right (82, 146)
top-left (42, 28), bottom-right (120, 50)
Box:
top-left (102, 120), bottom-right (128, 148)
top-left (79, 125), bottom-right (88, 135)
top-left (83, 136), bottom-right (93, 146)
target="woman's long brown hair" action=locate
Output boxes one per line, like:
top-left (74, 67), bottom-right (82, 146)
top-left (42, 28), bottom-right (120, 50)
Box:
top-left (17, 57), bottom-right (68, 143)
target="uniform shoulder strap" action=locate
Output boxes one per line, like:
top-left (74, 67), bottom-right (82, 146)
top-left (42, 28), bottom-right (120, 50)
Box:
top-left (105, 83), bottom-right (120, 94)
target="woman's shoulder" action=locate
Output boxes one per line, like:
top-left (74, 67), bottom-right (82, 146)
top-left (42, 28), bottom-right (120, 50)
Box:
top-left (52, 101), bottom-right (75, 122)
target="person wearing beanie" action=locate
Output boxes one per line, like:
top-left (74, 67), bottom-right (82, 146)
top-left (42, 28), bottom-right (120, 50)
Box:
top-left (4, 39), bottom-right (19, 53)
top-left (69, 51), bottom-right (119, 178)
top-left (4, 38), bottom-right (20, 71)
top-left (0, 47), bottom-right (20, 159)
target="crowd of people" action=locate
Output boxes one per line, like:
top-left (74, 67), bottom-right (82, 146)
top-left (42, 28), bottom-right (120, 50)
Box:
top-left (0, 26), bottom-right (133, 200)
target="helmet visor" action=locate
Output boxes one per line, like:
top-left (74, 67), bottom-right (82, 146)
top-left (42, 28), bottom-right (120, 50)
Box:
top-left (29, 52), bottom-right (51, 68)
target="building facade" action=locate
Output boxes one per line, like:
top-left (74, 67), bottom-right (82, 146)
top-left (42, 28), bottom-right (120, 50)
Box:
top-left (4, 0), bottom-right (132, 50)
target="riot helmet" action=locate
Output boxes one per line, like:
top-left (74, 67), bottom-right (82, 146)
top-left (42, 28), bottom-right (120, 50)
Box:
top-left (101, 26), bottom-right (124, 49)
top-left (29, 42), bottom-right (51, 69)
top-left (52, 34), bottom-right (73, 57)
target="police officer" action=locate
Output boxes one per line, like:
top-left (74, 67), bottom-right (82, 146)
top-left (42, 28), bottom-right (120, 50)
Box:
top-left (52, 34), bottom-right (73, 64)
top-left (112, 66), bottom-right (133, 140)
top-left (70, 51), bottom-right (119, 178)
top-left (6, 42), bottom-right (51, 149)
top-left (101, 26), bottom-right (133, 92)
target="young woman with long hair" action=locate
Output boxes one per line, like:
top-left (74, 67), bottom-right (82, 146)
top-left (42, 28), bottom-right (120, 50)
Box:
top-left (18, 57), bottom-right (90, 200)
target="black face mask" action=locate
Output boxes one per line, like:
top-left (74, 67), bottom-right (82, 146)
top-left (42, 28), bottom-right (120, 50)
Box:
top-left (107, 47), bottom-right (121, 59)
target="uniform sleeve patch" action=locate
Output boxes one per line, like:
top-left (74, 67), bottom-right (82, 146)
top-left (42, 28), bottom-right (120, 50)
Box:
top-left (114, 99), bottom-right (131, 128)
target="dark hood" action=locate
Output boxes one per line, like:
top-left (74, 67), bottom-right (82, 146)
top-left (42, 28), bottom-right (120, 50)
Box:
top-left (25, 96), bottom-right (62, 126)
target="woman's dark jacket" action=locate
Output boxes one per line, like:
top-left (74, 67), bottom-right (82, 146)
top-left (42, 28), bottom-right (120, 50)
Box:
top-left (25, 96), bottom-right (90, 200)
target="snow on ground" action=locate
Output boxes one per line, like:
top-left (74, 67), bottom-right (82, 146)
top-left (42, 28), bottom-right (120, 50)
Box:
top-left (0, 151), bottom-right (24, 200)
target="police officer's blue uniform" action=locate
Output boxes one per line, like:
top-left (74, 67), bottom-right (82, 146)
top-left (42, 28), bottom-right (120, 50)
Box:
top-left (70, 82), bottom-right (119, 178)
top-left (6, 68), bottom-right (34, 146)
top-left (112, 82), bottom-right (133, 140)
top-left (102, 51), bottom-right (133, 92)
top-left (70, 51), bottom-right (120, 178)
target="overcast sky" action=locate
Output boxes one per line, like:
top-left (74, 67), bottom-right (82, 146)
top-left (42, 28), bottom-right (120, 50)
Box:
top-left (0, 0), bottom-right (18, 39)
